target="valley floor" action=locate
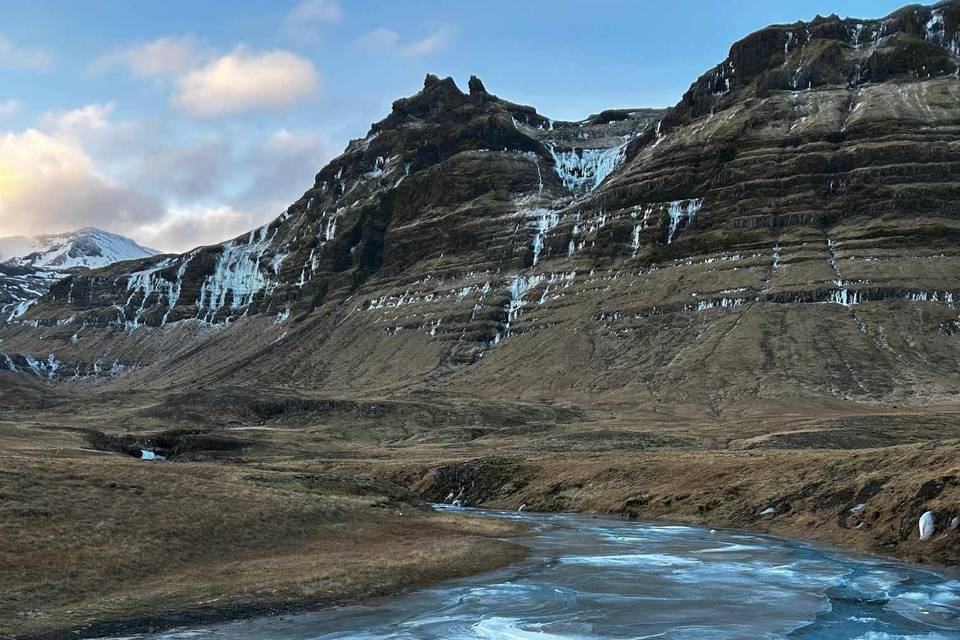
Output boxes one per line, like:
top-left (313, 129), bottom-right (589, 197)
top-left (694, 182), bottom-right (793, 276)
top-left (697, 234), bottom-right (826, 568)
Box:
top-left (2, 378), bottom-right (959, 638)
top-left (0, 450), bottom-right (527, 639)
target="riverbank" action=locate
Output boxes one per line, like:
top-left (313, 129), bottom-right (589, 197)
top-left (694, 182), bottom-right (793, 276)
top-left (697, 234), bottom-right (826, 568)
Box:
top-left (374, 443), bottom-right (960, 569)
top-left (0, 453), bottom-right (528, 640)
top-left (69, 508), bottom-right (960, 640)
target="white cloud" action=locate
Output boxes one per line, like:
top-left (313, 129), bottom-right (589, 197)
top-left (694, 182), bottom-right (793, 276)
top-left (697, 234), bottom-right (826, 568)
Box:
top-left (282, 0), bottom-right (342, 41)
top-left (355, 28), bottom-right (400, 52)
top-left (135, 204), bottom-right (263, 252)
top-left (0, 99), bottom-right (19, 120)
top-left (400, 29), bottom-right (452, 57)
top-left (0, 35), bottom-right (53, 69)
top-left (173, 48), bottom-right (320, 117)
top-left (38, 103), bottom-right (146, 170)
top-left (0, 129), bottom-right (163, 239)
top-left (44, 103), bottom-right (115, 140)
top-left (355, 27), bottom-right (451, 57)
top-left (92, 36), bottom-right (208, 78)
top-left (285, 0), bottom-right (342, 29)
top-left (0, 101), bottom-right (334, 252)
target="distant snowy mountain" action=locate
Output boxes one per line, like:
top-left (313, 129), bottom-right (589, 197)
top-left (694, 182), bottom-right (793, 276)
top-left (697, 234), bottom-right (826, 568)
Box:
top-left (0, 227), bottom-right (159, 321)
top-left (0, 227), bottom-right (158, 271)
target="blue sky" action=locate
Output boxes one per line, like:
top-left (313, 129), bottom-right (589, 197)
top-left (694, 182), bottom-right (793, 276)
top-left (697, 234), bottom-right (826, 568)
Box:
top-left (0, 0), bottom-right (909, 251)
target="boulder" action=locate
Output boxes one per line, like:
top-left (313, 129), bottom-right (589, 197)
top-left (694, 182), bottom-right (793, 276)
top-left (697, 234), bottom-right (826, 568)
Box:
top-left (919, 510), bottom-right (936, 540)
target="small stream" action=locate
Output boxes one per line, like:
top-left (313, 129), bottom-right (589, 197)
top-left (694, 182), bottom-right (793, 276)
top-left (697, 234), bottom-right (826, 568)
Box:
top-left (109, 507), bottom-right (960, 640)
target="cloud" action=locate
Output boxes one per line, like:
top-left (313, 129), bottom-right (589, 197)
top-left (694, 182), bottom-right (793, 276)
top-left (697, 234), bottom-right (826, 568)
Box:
top-left (355, 27), bottom-right (451, 57)
top-left (44, 103), bottom-right (115, 140)
top-left (129, 135), bottom-right (235, 200)
top-left (129, 128), bottom-right (330, 251)
top-left (0, 100), bottom-right (333, 252)
top-left (355, 28), bottom-right (399, 52)
top-left (91, 36), bottom-right (208, 78)
top-left (400, 29), bottom-right (452, 57)
top-left (0, 129), bottom-right (164, 239)
top-left (173, 48), bottom-right (320, 117)
top-left (0, 35), bottom-right (53, 69)
top-left (0, 100), bottom-right (18, 120)
top-left (134, 204), bottom-right (263, 251)
top-left (233, 128), bottom-right (329, 212)
top-left (138, 128), bottom-right (330, 251)
top-left (283, 0), bottom-right (343, 39)
top-left (38, 103), bottom-right (146, 169)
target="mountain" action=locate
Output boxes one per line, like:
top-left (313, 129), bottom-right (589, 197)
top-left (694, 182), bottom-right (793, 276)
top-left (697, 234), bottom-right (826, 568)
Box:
top-left (6, 1), bottom-right (960, 406)
top-left (0, 227), bottom-right (159, 322)
top-left (0, 227), bottom-right (158, 270)
top-left (3, 0), bottom-right (960, 597)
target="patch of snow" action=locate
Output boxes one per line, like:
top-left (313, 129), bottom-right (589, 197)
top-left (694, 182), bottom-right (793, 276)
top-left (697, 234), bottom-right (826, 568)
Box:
top-left (666, 199), bottom-right (704, 244)
top-left (547, 140), bottom-right (629, 191)
top-left (925, 9), bottom-right (960, 56)
top-left (492, 274), bottom-right (545, 345)
top-left (6, 298), bottom-right (35, 321)
top-left (529, 209), bottom-right (561, 266)
top-left (196, 227), bottom-right (278, 319)
top-left (24, 354), bottom-right (60, 380)
top-left (3, 227), bottom-right (157, 271)
top-left (919, 510), bottom-right (936, 541)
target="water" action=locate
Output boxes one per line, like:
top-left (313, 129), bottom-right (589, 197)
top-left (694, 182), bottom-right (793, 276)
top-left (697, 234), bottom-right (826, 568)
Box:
top-left (110, 507), bottom-right (960, 640)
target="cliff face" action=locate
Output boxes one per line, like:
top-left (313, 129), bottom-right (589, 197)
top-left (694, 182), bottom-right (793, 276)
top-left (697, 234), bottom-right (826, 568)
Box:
top-left (3, 1), bottom-right (960, 413)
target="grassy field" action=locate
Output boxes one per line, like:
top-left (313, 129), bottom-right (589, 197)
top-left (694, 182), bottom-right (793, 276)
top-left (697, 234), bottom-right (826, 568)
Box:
top-left (0, 448), bottom-right (527, 639)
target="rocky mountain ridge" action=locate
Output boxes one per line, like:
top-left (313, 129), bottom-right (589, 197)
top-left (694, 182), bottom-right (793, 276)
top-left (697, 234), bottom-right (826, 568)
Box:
top-left (2, 0), bottom-right (960, 412)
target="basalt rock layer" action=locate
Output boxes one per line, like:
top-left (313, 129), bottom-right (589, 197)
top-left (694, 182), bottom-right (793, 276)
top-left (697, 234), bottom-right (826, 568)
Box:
top-left (3, 2), bottom-right (960, 414)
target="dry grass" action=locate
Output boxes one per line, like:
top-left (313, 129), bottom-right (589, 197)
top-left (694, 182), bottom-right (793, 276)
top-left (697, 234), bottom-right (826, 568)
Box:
top-left (371, 442), bottom-right (960, 567)
top-left (0, 452), bottom-right (526, 639)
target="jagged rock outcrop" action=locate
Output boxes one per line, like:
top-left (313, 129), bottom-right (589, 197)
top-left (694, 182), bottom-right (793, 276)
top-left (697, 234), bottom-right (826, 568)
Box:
top-left (2, 1), bottom-right (960, 413)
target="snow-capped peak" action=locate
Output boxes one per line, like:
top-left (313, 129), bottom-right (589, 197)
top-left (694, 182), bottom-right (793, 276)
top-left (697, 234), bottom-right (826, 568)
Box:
top-left (0, 227), bottom-right (159, 271)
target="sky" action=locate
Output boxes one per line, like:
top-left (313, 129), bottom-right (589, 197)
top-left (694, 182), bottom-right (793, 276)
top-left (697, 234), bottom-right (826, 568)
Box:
top-left (0, 0), bottom-right (909, 252)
